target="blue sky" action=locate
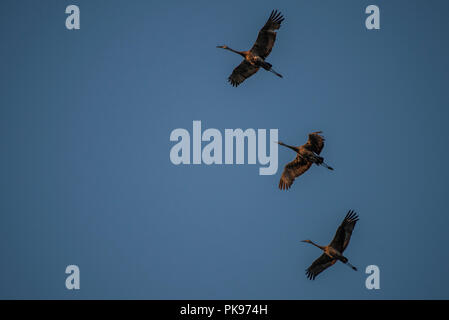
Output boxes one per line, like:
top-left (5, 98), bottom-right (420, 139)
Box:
top-left (1, 0), bottom-right (448, 299)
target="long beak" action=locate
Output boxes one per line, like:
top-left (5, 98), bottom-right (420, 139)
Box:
top-left (277, 141), bottom-right (298, 152)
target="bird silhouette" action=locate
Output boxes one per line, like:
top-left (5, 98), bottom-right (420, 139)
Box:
top-left (217, 10), bottom-right (284, 87)
top-left (302, 210), bottom-right (359, 280)
top-left (277, 131), bottom-right (333, 190)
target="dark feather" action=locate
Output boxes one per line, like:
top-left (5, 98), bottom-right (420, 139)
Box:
top-left (278, 154), bottom-right (312, 190)
top-left (303, 131), bottom-right (325, 155)
top-left (228, 60), bottom-right (260, 87)
top-left (329, 210), bottom-right (359, 253)
top-left (306, 254), bottom-right (337, 280)
top-left (250, 10), bottom-right (284, 59)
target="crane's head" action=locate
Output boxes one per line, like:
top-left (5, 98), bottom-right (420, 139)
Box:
top-left (301, 240), bottom-right (312, 244)
top-left (277, 141), bottom-right (300, 153)
top-left (216, 45), bottom-right (228, 49)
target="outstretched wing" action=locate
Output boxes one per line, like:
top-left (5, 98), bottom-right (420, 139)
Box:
top-left (250, 10), bottom-right (284, 59)
top-left (279, 155), bottom-right (312, 190)
top-left (228, 60), bottom-right (260, 87)
top-left (306, 254), bottom-right (337, 280)
top-left (303, 131), bottom-right (325, 155)
top-left (330, 210), bottom-right (359, 253)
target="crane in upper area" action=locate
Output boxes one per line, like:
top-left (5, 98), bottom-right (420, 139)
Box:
top-left (217, 10), bottom-right (284, 87)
